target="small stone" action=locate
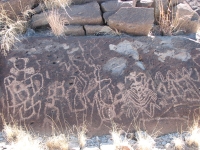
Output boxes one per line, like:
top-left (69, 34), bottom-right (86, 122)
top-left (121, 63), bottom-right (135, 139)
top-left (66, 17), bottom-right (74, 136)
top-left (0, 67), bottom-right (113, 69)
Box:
top-left (161, 141), bottom-right (167, 146)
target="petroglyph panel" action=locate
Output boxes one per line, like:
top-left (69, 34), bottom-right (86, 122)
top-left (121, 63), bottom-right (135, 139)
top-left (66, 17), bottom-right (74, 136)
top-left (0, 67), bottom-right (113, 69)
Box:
top-left (0, 36), bottom-right (200, 136)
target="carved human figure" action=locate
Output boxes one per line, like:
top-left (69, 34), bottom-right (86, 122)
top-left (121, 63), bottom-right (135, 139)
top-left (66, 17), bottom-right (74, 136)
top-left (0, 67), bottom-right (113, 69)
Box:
top-left (115, 72), bottom-right (160, 119)
top-left (155, 68), bottom-right (200, 104)
top-left (4, 57), bottom-right (43, 120)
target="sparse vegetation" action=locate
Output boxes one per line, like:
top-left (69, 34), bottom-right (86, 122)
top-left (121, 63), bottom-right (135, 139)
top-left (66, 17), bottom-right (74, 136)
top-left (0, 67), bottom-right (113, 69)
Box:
top-left (2, 123), bottom-right (25, 143)
top-left (0, 6), bottom-right (27, 56)
top-left (47, 10), bottom-right (66, 36)
top-left (2, 123), bottom-right (43, 150)
top-left (185, 122), bottom-right (200, 148)
top-left (46, 134), bottom-right (69, 150)
top-left (109, 123), bottom-right (133, 150)
top-left (172, 137), bottom-right (185, 150)
top-left (1, 120), bottom-right (200, 150)
top-left (157, 0), bottom-right (179, 36)
top-left (43, 0), bottom-right (72, 9)
top-left (77, 125), bottom-right (87, 149)
top-left (135, 131), bottom-right (155, 150)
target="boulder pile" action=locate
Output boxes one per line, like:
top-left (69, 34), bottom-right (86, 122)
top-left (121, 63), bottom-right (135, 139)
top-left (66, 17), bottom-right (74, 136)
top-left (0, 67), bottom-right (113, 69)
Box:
top-left (32, 0), bottom-right (199, 35)
top-left (1, 0), bottom-right (199, 36)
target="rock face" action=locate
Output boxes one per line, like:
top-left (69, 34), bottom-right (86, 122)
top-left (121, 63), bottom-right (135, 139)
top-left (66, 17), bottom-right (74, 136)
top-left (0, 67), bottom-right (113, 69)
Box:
top-left (173, 3), bottom-right (199, 33)
top-left (136, 0), bottom-right (154, 7)
top-left (31, 1), bottom-right (103, 28)
top-left (84, 25), bottom-right (114, 35)
top-left (0, 35), bottom-right (200, 136)
top-left (108, 7), bottom-right (154, 35)
top-left (0, 0), bottom-right (37, 18)
top-left (71, 0), bottom-right (117, 4)
top-left (101, 1), bottom-right (134, 12)
top-left (64, 25), bottom-right (85, 36)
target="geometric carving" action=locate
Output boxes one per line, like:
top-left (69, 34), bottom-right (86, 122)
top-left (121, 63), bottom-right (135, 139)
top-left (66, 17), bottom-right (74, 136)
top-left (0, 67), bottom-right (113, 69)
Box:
top-left (116, 72), bottom-right (160, 119)
top-left (155, 67), bottom-right (200, 104)
top-left (1, 36), bottom-right (200, 136)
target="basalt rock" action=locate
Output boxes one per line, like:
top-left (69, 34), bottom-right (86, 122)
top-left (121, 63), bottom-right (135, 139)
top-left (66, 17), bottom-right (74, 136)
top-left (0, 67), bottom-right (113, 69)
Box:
top-left (71, 0), bottom-right (117, 5)
top-left (173, 3), bottom-right (200, 33)
top-left (0, 35), bottom-right (200, 136)
top-left (108, 7), bottom-right (154, 35)
top-left (31, 1), bottom-right (103, 28)
top-left (101, 1), bottom-right (134, 13)
top-left (84, 25), bottom-right (114, 35)
top-left (136, 0), bottom-right (154, 8)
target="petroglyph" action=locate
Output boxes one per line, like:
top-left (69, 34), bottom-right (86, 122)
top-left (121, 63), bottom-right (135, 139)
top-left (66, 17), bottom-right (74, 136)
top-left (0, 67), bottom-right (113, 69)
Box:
top-left (4, 57), bottom-right (44, 120)
top-left (115, 72), bottom-right (160, 119)
top-left (67, 47), bottom-right (80, 54)
top-left (2, 36), bottom-right (200, 135)
top-left (43, 81), bottom-right (64, 127)
top-left (155, 67), bottom-right (200, 105)
top-left (65, 42), bottom-right (117, 126)
top-left (4, 55), bottom-right (200, 128)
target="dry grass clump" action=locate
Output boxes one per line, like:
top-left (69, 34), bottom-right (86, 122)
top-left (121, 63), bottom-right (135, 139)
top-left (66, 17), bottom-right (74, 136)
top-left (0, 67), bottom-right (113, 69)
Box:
top-left (110, 123), bottom-right (122, 149)
top-left (109, 123), bottom-right (133, 150)
top-left (77, 125), bottom-right (87, 149)
top-left (46, 134), bottom-right (69, 150)
top-left (172, 137), bottom-right (185, 150)
top-left (185, 122), bottom-right (200, 148)
top-left (135, 131), bottom-right (155, 150)
top-left (11, 134), bottom-right (43, 150)
top-left (0, 6), bottom-right (27, 56)
top-left (158, 6), bottom-right (172, 35)
top-left (2, 123), bottom-right (43, 150)
top-left (22, 6), bottom-right (36, 19)
top-left (43, 0), bottom-right (72, 9)
top-left (157, 0), bottom-right (179, 36)
top-left (47, 10), bottom-right (66, 36)
top-left (2, 123), bottom-right (26, 143)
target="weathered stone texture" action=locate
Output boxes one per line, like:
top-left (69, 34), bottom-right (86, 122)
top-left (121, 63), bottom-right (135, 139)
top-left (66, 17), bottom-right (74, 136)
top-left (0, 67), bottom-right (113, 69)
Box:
top-left (71, 0), bottom-right (117, 4)
top-left (0, 35), bottom-right (200, 136)
top-left (108, 7), bottom-right (154, 35)
top-left (84, 25), bottom-right (114, 35)
top-left (31, 1), bottom-right (103, 28)
top-left (101, 1), bottom-right (134, 12)
top-left (103, 11), bottom-right (115, 23)
top-left (136, 0), bottom-right (154, 7)
top-left (173, 3), bottom-right (199, 33)
top-left (64, 25), bottom-right (85, 36)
